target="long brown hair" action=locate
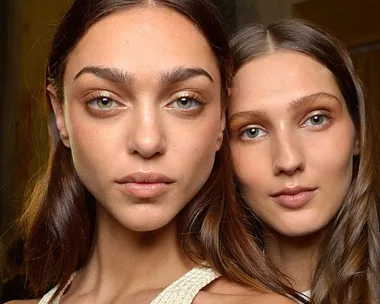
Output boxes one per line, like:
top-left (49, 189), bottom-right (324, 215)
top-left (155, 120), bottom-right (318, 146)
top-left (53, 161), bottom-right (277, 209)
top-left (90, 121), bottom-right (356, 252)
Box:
top-left (230, 18), bottom-right (380, 304)
top-left (20, 0), bottom-right (304, 302)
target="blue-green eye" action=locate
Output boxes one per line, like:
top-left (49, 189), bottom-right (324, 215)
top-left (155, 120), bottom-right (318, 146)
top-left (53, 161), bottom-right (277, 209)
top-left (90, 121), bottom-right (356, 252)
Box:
top-left (171, 97), bottom-right (200, 109)
top-left (303, 114), bottom-right (329, 126)
top-left (88, 97), bottom-right (118, 110)
top-left (240, 127), bottom-right (266, 140)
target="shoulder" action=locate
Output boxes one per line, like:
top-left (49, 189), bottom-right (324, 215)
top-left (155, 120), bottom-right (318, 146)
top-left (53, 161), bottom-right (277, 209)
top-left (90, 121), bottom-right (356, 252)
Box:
top-left (4, 301), bottom-right (39, 304)
top-left (194, 277), bottom-right (296, 304)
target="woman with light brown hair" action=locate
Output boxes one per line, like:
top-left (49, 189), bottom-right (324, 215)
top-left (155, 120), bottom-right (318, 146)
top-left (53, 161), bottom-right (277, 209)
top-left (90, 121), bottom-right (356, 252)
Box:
top-left (229, 18), bottom-right (380, 303)
top-left (6, 1), bottom-right (304, 303)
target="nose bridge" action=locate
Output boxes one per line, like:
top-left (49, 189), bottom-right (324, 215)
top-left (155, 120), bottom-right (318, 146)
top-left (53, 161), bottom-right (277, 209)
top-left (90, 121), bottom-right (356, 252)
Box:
top-left (128, 100), bottom-right (166, 158)
top-left (272, 127), bottom-right (304, 175)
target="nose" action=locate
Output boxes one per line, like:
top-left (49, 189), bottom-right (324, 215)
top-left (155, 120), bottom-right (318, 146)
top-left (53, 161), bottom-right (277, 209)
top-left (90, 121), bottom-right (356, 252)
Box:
top-left (272, 132), bottom-right (304, 176)
top-left (127, 104), bottom-right (166, 158)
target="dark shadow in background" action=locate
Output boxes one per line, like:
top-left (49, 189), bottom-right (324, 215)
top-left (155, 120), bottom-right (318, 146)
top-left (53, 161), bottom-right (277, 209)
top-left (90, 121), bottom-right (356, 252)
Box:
top-left (0, 0), bottom-right (8, 234)
top-left (215, 0), bottom-right (236, 33)
top-left (0, 0), bottom-right (8, 297)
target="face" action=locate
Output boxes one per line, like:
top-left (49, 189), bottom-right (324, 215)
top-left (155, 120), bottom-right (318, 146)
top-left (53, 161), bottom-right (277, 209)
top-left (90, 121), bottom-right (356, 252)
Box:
top-left (229, 51), bottom-right (359, 237)
top-left (50, 6), bottom-right (224, 232)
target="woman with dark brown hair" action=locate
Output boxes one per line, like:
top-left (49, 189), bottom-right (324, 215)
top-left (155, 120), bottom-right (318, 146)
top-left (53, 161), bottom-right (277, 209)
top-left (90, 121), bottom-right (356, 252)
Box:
top-left (6, 1), bottom-right (302, 303)
top-left (229, 18), bottom-right (380, 304)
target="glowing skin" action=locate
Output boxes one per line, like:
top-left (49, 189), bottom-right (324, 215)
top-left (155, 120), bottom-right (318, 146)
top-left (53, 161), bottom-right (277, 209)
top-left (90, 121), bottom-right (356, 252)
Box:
top-left (229, 51), bottom-right (359, 237)
top-left (40, 7), bottom-right (294, 304)
top-left (50, 6), bottom-right (224, 233)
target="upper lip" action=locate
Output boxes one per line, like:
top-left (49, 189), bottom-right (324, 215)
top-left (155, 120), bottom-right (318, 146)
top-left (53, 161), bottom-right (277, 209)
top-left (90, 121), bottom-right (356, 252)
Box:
top-left (116, 172), bottom-right (174, 184)
top-left (271, 186), bottom-right (317, 197)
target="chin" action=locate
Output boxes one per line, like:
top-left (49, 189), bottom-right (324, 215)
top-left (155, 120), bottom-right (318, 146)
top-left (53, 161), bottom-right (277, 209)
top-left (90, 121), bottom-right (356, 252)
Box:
top-left (116, 207), bottom-right (178, 232)
top-left (271, 220), bottom-right (329, 238)
top-left (132, 217), bottom-right (174, 232)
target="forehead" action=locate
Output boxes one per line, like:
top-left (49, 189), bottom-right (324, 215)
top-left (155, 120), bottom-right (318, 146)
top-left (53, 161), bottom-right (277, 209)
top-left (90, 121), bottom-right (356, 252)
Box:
top-left (230, 51), bottom-right (343, 114)
top-left (64, 6), bottom-right (220, 84)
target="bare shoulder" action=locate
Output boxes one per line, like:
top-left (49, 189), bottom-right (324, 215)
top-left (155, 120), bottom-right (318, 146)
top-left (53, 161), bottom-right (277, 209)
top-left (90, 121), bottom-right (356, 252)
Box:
top-left (4, 300), bottom-right (39, 304)
top-left (194, 277), bottom-right (296, 304)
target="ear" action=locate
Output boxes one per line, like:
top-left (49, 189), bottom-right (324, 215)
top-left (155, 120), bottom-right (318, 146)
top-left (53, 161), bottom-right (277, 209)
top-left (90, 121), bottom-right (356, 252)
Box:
top-left (47, 84), bottom-right (71, 148)
top-left (353, 136), bottom-right (360, 156)
top-left (227, 87), bottom-right (232, 98)
top-left (216, 112), bottom-right (226, 151)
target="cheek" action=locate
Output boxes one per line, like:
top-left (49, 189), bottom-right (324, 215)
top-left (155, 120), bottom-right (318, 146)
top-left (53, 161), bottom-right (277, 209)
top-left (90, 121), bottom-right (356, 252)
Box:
top-left (66, 113), bottom-right (122, 185)
top-left (315, 141), bottom-right (354, 194)
top-left (177, 115), bottom-right (222, 174)
top-left (309, 129), bottom-right (355, 184)
top-left (231, 144), bottom-right (268, 196)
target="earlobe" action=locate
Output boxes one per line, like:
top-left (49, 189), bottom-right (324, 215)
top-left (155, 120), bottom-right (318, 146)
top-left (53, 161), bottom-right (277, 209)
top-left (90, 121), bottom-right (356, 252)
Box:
top-left (216, 113), bottom-right (226, 151)
top-left (353, 137), bottom-right (360, 156)
top-left (47, 85), bottom-right (71, 148)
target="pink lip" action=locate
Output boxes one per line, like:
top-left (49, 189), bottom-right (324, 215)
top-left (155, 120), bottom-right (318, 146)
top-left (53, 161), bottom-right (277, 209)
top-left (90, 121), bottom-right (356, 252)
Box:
top-left (116, 172), bottom-right (174, 199)
top-left (270, 186), bottom-right (317, 209)
top-left (116, 172), bottom-right (174, 184)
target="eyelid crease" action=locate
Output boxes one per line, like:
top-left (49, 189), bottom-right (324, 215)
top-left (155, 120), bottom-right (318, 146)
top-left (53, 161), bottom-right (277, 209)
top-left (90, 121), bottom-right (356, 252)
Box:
top-left (239, 126), bottom-right (267, 141)
top-left (301, 110), bottom-right (331, 125)
top-left (84, 90), bottom-right (126, 105)
top-left (167, 91), bottom-right (207, 106)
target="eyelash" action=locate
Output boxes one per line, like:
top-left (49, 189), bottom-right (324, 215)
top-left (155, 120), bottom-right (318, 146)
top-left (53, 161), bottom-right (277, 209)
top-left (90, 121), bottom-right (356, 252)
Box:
top-left (301, 111), bottom-right (331, 129)
top-left (239, 125), bottom-right (266, 141)
top-left (167, 92), bottom-right (205, 114)
top-left (84, 91), bottom-right (206, 117)
top-left (237, 111), bottom-right (332, 141)
top-left (85, 92), bottom-right (124, 114)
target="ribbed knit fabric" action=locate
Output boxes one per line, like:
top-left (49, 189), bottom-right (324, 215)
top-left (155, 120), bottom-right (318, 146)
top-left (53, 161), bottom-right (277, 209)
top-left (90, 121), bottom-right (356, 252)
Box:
top-left (38, 266), bottom-right (220, 304)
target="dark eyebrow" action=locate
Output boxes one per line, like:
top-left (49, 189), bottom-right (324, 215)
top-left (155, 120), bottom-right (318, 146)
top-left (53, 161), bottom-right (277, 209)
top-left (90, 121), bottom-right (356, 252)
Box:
top-left (74, 65), bottom-right (213, 87)
top-left (288, 92), bottom-right (342, 111)
top-left (228, 110), bottom-right (269, 124)
top-left (160, 66), bottom-right (214, 86)
top-left (74, 66), bottom-right (133, 85)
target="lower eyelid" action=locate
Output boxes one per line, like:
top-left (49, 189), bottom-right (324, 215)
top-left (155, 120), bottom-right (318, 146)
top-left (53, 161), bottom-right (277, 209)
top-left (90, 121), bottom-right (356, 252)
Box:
top-left (239, 127), bottom-right (266, 140)
top-left (303, 115), bottom-right (330, 126)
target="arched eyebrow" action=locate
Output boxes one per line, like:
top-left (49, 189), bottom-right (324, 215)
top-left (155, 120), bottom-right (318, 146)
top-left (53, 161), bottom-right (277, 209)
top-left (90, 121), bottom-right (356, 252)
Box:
top-left (74, 66), bottom-right (133, 85)
top-left (228, 110), bottom-right (269, 125)
top-left (288, 92), bottom-right (342, 111)
top-left (159, 66), bottom-right (214, 86)
top-left (228, 92), bottom-right (342, 125)
top-left (74, 66), bottom-right (213, 86)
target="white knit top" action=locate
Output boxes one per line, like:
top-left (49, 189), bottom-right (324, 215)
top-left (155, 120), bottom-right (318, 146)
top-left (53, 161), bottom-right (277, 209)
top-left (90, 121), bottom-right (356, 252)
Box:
top-left (38, 266), bottom-right (220, 304)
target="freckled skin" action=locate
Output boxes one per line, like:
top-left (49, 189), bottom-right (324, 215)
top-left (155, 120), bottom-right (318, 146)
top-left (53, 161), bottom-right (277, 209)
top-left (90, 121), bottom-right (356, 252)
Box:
top-left (229, 51), bottom-right (359, 237)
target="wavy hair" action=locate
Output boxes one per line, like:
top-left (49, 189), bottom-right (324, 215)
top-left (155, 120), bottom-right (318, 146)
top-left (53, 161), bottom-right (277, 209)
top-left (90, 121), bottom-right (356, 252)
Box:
top-left (20, 1), bottom-right (304, 302)
top-left (230, 18), bottom-right (380, 304)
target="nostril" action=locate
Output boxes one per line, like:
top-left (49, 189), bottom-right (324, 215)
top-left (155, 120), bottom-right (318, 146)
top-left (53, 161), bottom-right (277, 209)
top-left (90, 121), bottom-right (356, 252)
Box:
top-left (128, 131), bottom-right (166, 158)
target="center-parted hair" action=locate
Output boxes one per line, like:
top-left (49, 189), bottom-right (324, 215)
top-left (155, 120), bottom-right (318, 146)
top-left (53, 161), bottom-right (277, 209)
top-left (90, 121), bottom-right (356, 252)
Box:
top-left (20, 1), bottom-right (304, 302)
top-left (230, 19), bottom-right (380, 304)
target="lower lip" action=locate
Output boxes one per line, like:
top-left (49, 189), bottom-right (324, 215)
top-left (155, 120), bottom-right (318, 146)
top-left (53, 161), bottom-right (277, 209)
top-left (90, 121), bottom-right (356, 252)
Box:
top-left (117, 182), bottom-right (172, 199)
top-left (272, 190), bottom-right (317, 209)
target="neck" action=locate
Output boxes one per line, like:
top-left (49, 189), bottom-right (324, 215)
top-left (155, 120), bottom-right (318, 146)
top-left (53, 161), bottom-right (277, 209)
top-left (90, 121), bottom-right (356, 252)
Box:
top-left (75, 204), bottom-right (191, 296)
top-left (263, 227), bottom-right (327, 292)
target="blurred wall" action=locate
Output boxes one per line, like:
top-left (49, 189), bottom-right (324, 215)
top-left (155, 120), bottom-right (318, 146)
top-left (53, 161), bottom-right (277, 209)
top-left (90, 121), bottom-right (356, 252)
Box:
top-left (235, 0), bottom-right (307, 28)
top-left (0, 0), bottom-right (73, 243)
top-left (1, 0), bottom-right (22, 244)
